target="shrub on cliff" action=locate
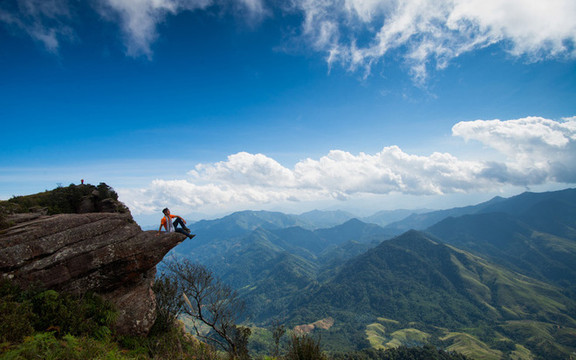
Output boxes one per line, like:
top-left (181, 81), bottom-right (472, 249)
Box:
top-left (0, 217), bottom-right (10, 231)
top-left (2, 182), bottom-right (126, 215)
top-left (30, 289), bottom-right (116, 340)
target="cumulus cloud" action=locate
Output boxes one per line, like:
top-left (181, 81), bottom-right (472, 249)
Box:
top-left (452, 116), bottom-right (576, 183)
top-left (122, 116), bottom-right (576, 215)
top-left (291, 0), bottom-right (576, 81)
top-left (190, 152), bottom-right (297, 187)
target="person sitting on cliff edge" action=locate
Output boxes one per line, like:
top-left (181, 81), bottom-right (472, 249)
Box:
top-left (157, 208), bottom-right (196, 239)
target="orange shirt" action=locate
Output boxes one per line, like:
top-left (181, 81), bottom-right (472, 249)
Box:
top-left (160, 215), bottom-right (176, 231)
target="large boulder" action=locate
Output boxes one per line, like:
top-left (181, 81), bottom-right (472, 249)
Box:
top-left (0, 212), bottom-right (186, 335)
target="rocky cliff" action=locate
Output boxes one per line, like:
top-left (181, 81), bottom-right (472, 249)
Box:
top-left (0, 208), bottom-right (186, 335)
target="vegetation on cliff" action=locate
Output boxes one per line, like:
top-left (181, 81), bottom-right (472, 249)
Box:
top-left (0, 182), bottom-right (127, 230)
top-left (0, 278), bottom-right (217, 359)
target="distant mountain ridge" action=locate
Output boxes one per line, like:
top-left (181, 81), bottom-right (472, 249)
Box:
top-left (169, 187), bottom-right (576, 358)
top-left (362, 208), bottom-right (432, 227)
top-left (383, 188), bottom-right (576, 235)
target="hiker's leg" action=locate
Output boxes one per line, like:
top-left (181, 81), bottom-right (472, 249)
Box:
top-left (173, 217), bottom-right (190, 231)
top-left (175, 228), bottom-right (189, 236)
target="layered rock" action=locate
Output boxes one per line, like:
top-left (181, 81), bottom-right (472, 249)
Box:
top-left (0, 212), bottom-right (186, 335)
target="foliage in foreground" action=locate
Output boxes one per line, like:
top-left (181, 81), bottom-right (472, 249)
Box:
top-left (0, 279), bottom-right (218, 360)
top-left (284, 334), bottom-right (328, 360)
top-left (0, 277), bottom-right (474, 360)
top-left (332, 345), bottom-right (472, 360)
top-left (1, 332), bottom-right (129, 360)
top-left (0, 280), bottom-right (116, 344)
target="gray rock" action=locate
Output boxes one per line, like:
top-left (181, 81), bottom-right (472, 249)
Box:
top-left (0, 212), bottom-right (186, 336)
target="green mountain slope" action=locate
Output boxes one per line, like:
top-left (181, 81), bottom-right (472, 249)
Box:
top-left (290, 230), bottom-right (576, 357)
top-left (427, 211), bottom-right (576, 294)
top-left (519, 198), bottom-right (576, 239)
top-left (296, 231), bottom-right (575, 325)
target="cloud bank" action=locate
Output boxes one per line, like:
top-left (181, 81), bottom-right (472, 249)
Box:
top-left (1, 0), bottom-right (575, 77)
top-left (122, 116), bottom-right (576, 215)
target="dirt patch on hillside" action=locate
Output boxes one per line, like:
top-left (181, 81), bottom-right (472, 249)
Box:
top-left (294, 317), bottom-right (334, 334)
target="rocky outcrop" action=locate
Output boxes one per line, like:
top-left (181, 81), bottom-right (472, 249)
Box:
top-left (0, 212), bottom-right (186, 335)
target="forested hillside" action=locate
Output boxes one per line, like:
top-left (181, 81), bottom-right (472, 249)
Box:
top-left (170, 188), bottom-right (576, 359)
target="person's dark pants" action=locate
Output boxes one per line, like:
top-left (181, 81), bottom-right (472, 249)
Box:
top-left (172, 217), bottom-right (189, 235)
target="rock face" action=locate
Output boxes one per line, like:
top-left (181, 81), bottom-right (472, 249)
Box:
top-left (0, 212), bottom-right (186, 335)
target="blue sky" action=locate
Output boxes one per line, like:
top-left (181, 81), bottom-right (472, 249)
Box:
top-left (1, 0), bottom-right (575, 225)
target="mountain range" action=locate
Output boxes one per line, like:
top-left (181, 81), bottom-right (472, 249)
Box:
top-left (168, 188), bottom-right (576, 359)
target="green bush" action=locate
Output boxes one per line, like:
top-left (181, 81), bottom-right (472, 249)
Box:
top-left (0, 213), bottom-right (13, 230)
top-left (0, 280), bottom-right (36, 344)
top-left (30, 290), bottom-right (116, 340)
top-left (149, 274), bottom-right (183, 336)
top-left (96, 182), bottom-right (119, 201)
top-left (1, 332), bottom-right (130, 360)
top-left (285, 334), bottom-right (328, 360)
top-left (0, 280), bottom-right (116, 343)
top-left (119, 325), bottom-right (219, 360)
top-left (0, 298), bottom-right (35, 344)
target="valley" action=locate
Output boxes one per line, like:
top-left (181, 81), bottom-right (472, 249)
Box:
top-left (166, 188), bottom-right (576, 359)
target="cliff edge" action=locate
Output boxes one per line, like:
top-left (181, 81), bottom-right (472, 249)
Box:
top-left (0, 185), bottom-right (186, 336)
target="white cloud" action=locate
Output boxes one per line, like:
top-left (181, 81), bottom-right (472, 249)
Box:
top-left (0, 0), bottom-right (73, 52)
top-left (122, 116), bottom-right (576, 215)
top-left (452, 116), bottom-right (576, 183)
top-left (290, 0), bottom-right (576, 81)
top-left (97, 0), bottom-right (214, 57)
top-left (0, 0), bottom-right (267, 56)
top-left (97, 0), bottom-right (269, 57)
top-left (189, 152), bottom-right (297, 187)
top-left (3, 0), bottom-right (574, 76)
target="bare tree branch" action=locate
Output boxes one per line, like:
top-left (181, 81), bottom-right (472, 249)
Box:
top-left (164, 258), bottom-right (249, 357)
